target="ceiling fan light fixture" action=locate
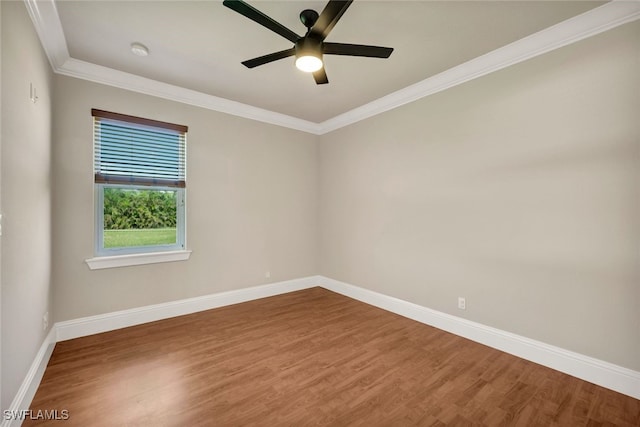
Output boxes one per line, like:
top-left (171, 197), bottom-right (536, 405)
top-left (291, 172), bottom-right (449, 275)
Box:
top-left (294, 37), bottom-right (323, 73)
top-left (295, 54), bottom-right (323, 72)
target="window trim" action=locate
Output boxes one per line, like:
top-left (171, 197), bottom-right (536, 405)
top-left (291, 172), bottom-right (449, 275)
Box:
top-left (90, 109), bottom-right (189, 265)
top-left (85, 250), bottom-right (192, 270)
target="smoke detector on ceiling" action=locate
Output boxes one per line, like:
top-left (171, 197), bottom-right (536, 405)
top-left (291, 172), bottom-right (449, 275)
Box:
top-left (130, 42), bottom-right (149, 57)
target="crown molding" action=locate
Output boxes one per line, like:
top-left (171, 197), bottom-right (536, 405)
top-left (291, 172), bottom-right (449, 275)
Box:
top-left (22, 0), bottom-right (321, 135)
top-left (24, 0), bottom-right (640, 136)
top-left (57, 58), bottom-right (322, 134)
top-left (317, 0), bottom-right (640, 134)
top-left (23, 0), bottom-right (69, 70)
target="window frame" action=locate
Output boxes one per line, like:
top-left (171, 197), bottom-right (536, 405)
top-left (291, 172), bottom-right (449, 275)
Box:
top-left (95, 183), bottom-right (186, 257)
top-left (91, 109), bottom-right (188, 260)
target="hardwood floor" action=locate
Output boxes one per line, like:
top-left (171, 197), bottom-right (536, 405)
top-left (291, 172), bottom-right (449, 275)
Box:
top-left (26, 287), bottom-right (639, 426)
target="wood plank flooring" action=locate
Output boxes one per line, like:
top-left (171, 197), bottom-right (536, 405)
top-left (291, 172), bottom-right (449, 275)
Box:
top-left (26, 287), bottom-right (639, 426)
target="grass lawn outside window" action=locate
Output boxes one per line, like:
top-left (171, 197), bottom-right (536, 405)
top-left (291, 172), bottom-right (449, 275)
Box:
top-left (103, 228), bottom-right (177, 248)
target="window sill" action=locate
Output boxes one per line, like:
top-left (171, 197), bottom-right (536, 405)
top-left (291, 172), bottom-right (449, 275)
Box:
top-left (85, 250), bottom-right (192, 270)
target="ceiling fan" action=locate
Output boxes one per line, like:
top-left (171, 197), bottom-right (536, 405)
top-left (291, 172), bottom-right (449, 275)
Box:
top-left (222, 0), bottom-right (394, 85)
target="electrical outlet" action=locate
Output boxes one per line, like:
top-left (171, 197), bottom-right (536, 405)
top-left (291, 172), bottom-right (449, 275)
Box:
top-left (43, 311), bottom-right (49, 331)
top-left (457, 297), bottom-right (466, 310)
top-left (265, 271), bottom-right (271, 279)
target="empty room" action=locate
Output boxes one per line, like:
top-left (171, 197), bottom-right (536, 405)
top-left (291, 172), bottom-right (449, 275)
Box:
top-left (1, 0), bottom-right (639, 425)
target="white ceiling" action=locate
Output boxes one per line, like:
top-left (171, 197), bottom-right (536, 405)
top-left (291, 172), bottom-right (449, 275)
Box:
top-left (26, 1), bottom-right (640, 132)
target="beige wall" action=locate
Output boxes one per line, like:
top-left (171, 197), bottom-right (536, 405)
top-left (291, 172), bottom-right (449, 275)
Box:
top-left (52, 76), bottom-right (318, 321)
top-left (318, 22), bottom-right (640, 371)
top-left (1, 2), bottom-right (54, 409)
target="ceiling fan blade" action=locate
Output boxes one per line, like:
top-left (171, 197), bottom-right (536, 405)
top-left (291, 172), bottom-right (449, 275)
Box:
top-left (313, 68), bottom-right (329, 85)
top-left (309, 0), bottom-right (353, 41)
top-left (241, 48), bottom-right (296, 68)
top-left (323, 42), bottom-right (393, 58)
top-left (223, 0), bottom-right (301, 43)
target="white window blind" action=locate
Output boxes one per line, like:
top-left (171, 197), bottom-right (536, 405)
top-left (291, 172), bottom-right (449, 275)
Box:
top-left (92, 109), bottom-right (187, 188)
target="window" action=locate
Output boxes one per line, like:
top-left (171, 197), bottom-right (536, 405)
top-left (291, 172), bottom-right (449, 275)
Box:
top-left (92, 109), bottom-right (187, 257)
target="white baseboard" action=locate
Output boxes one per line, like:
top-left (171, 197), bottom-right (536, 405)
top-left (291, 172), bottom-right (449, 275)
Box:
top-left (8, 273), bottom-right (638, 424)
top-left (1, 327), bottom-right (56, 427)
top-left (56, 276), bottom-right (320, 341)
top-left (318, 276), bottom-right (640, 400)
top-left (5, 276), bottom-right (320, 426)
